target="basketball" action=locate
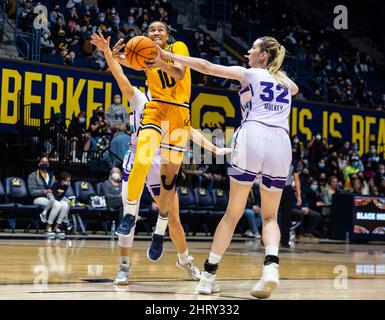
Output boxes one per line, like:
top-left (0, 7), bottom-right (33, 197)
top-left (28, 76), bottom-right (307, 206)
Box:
top-left (124, 36), bottom-right (157, 70)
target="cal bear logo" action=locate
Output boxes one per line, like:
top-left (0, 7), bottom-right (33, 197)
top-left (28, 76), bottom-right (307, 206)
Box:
top-left (202, 111), bottom-right (225, 128)
top-left (181, 187), bottom-right (189, 194)
top-left (199, 188), bottom-right (206, 196)
top-left (80, 182), bottom-right (89, 190)
top-left (12, 178), bottom-right (21, 186)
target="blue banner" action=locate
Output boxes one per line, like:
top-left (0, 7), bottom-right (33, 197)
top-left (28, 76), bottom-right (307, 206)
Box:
top-left (1, 58), bottom-right (385, 156)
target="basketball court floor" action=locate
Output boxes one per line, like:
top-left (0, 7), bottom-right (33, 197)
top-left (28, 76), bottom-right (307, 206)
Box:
top-left (0, 237), bottom-right (384, 300)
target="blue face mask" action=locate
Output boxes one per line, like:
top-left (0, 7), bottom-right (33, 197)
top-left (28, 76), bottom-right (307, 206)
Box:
top-left (40, 163), bottom-right (49, 170)
top-left (318, 163), bottom-right (325, 169)
top-left (351, 161), bottom-right (359, 168)
top-left (353, 146), bottom-right (358, 151)
top-left (310, 184), bottom-right (318, 191)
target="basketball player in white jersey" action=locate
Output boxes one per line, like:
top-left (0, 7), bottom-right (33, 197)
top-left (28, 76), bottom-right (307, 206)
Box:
top-left (151, 36), bottom-right (299, 298)
top-left (90, 33), bottom-right (231, 284)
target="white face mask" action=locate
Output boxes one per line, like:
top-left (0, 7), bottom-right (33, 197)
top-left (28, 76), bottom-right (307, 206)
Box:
top-left (43, 34), bottom-right (49, 39)
top-left (111, 173), bottom-right (121, 181)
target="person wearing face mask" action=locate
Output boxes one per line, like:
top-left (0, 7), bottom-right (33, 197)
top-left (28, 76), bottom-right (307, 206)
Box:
top-left (68, 111), bottom-right (91, 161)
top-left (291, 135), bottom-right (304, 161)
top-left (89, 49), bottom-right (107, 70)
top-left (343, 155), bottom-right (361, 189)
top-left (375, 164), bottom-right (385, 185)
top-left (306, 133), bottom-right (328, 164)
top-left (362, 144), bottom-right (380, 164)
top-left (27, 157), bottom-right (62, 236)
top-left (107, 124), bottom-right (131, 168)
top-left (89, 106), bottom-right (109, 150)
top-left (49, 5), bottom-right (64, 24)
top-left (105, 94), bottom-right (129, 130)
top-left (41, 29), bottom-right (56, 54)
top-left (49, 171), bottom-right (72, 236)
top-left (101, 168), bottom-right (124, 217)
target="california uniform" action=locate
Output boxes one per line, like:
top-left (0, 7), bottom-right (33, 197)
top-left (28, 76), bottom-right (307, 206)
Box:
top-left (141, 41), bottom-right (191, 154)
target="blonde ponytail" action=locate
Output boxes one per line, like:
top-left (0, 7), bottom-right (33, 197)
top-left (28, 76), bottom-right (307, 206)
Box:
top-left (259, 37), bottom-right (288, 88)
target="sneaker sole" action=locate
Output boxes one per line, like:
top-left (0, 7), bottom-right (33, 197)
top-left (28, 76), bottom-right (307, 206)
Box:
top-left (176, 262), bottom-right (201, 281)
top-left (250, 281), bottom-right (278, 299)
top-left (113, 279), bottom-right (129, 285)
top-left (115, 230), bottom-right (131, 237)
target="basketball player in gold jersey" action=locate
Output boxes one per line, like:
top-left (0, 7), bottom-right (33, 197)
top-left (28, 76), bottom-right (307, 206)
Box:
top-left (114, 21), bottom-right (193, 261)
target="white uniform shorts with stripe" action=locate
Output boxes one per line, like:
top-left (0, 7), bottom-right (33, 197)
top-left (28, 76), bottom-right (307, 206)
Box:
top-left (122, 149), bottom-right (161, 199)
top-left (228, 121), bottom-right (292, 192)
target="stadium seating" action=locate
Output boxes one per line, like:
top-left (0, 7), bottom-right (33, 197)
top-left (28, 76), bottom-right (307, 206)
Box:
top-left (176, 186), bottom-right (196, 234)
top-left (191, 187), bottom-right (213, 236)
top-left (209, 188), bottom-right (228, 234)
top-left (4, 177), bottom-right (41, 233)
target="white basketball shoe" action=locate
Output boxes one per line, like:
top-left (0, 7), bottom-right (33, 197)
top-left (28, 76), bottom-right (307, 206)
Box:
top-left (196, 271), bottom-right (221, 295)
top-left (250, 263), bottom-right (279, 299)
top-left (113, 263), bottom-right (131, 285)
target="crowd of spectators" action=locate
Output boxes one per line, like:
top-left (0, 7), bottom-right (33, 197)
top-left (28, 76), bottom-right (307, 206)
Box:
top-left (39, 93), bottom-right (131, 168)
top-left (228, 0), bottom-right (385, 110)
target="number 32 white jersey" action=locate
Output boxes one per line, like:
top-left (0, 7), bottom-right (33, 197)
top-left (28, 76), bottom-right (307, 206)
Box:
top-left (238, 68), bottom-right (293, 132)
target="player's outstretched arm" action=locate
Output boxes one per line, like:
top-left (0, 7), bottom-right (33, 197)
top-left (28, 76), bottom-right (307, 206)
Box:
top-left (90, 33), bottom-right (135, 100)
top-left (154, 44), bottom-right (246, 81)
top-left (189, 127), bottom-right (232, 155)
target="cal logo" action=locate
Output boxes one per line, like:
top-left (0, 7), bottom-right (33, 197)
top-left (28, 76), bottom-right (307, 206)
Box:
top-left (12, 178), bottom-right (21, 186)
top-left (199, 188), bottom-right (206, 196)
top-left (181, 187), bottom-right (189, 194)
top-left (201, 111), bottom-right (225, 128)
top-left (80, 182), bottom-right (89, 190)
top-left (216, 189), bottom-right (224, 197)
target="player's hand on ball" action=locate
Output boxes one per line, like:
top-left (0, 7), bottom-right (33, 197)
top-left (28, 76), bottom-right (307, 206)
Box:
top-left (90, 32), bottom-right (110, 52)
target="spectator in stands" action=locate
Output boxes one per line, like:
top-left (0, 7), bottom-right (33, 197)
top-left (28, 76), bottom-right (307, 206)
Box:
top-left (343, 155), bottom-right (361, 189)
top-left (66, 6), bottom-right (79, 25)
top-left (292, 194), bottom-right (321, 241)
top-left (49, 5), bottom-right (65, 25)
top-left (107, 124), bottom-right (131, 168)
top-left (351, 178), bottom-right (363, 195)
top-left (27, 157), bottom-right (66, 236)
top-left (89, 106), bottom-right (109, 150)
top-left (68, 111), bottom-right (91, 162)
top-left (17, 0), bottom-right (34, 32)
top-left (51, 16), bottom-right (67, 44)
top-left (306, 133), bottom-right (328, 163)
top-left (49, 171), bottom-right (72, 236)
top-left (362, 145), bottom-right (380, 164)
top-left (291, 135), bottom-right (304, 161)
top-left (89, 48), bottom-right (107, 70)
top-left (62, 49), bottom-right (76, 66)
top-left (105, 94), bottom-right (129, 129)
top-left (243, 184), bottom-right (262, 239)
top-left (101, 167), bottom-right (123, 217)
top-left (40, 29), bottom-right (56, 55)
top-left (375, 163), bottom-right (385, 185)
top-left (320, 176), bottom-right (339, 236)
top-left (66, 0), bottom-right (82, 10)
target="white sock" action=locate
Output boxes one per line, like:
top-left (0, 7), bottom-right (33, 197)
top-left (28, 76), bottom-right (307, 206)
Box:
top-left (124, 200), bottom-right (139, 217)
top-left (120, 256), bottom-right (130, 265)
top-left (154, 215), bottom-right (168, 235)
top-left (177, 249), bottom-right (189, 264)
top-left (208, 252), bottom-right (222, 265)
top-left (265, 245), bottom-right (279, 257)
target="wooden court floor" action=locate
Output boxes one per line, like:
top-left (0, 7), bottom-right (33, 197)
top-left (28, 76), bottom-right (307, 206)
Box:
top-left (0, 237), bottom-right (384, 300)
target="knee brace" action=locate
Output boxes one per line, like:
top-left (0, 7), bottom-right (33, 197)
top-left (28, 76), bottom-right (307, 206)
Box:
top-left (161, 174), bottom-right (178, 190)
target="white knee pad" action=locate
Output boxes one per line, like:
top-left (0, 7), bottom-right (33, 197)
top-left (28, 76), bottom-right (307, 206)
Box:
top-left (118, 233), bottom-right (134, 248)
